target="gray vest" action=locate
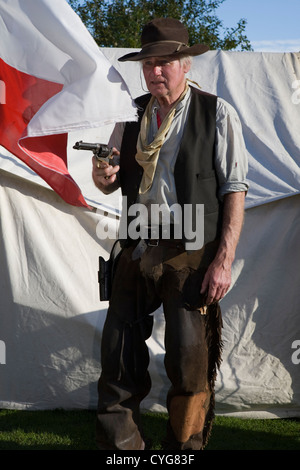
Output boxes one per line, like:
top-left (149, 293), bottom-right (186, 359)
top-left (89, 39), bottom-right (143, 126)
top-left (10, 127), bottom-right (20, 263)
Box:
top-left (119, 86), bottom-right (222, 248)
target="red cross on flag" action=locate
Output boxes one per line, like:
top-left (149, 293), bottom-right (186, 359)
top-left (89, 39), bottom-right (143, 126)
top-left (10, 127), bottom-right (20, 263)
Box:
top-left (0, 0), bottom-right (136, 208)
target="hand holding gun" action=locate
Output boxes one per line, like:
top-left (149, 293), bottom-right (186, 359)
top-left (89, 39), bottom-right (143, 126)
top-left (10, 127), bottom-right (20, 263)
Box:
top-left (73, 140), bottom-right (120, 194)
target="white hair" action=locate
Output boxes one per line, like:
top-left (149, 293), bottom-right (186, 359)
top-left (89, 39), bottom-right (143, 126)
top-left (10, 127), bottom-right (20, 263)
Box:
top-left (179, 55), bottom-right (193, 68)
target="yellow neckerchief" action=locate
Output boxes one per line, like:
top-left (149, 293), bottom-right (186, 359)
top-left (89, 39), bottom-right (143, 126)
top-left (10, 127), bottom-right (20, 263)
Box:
top-left (135, 82), bottom-right (189, 194)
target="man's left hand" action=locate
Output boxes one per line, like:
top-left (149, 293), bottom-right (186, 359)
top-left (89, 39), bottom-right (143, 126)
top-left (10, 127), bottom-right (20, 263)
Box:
top-left (200, 259), bottom-right (232, 304)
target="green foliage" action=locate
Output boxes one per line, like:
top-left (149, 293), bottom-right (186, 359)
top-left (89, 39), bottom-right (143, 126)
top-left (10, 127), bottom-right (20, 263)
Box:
top-left (68, 0), bottom-right (252, 51)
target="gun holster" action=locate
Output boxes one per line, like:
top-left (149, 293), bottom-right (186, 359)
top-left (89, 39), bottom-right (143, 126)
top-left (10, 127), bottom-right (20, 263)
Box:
top-left (98, 240), bottom-right (122, 301)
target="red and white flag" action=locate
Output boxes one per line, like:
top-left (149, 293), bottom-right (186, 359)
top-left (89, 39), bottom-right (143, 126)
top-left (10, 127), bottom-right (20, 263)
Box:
top-left (0, 0), bottom-right (136, 207)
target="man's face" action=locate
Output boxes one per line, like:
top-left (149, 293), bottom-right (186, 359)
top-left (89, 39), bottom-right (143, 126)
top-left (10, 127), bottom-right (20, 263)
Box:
top-left (142, 56), bottom-right (190, 103)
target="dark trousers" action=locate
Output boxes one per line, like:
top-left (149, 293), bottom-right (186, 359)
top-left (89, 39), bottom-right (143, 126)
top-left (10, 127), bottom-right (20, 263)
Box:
top-left (96, 241), bottom-right (222, 450)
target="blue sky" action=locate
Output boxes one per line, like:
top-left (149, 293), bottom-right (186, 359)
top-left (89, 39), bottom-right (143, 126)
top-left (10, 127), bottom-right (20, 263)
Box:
top-left (218, 0), bottom-right (300, 51)
top-left (74, 0), bottom-right (300, 52)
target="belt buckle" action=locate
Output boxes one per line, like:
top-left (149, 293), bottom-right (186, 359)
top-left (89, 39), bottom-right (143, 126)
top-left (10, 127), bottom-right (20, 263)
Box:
top-left (148, 239), bottom-right (159, 247)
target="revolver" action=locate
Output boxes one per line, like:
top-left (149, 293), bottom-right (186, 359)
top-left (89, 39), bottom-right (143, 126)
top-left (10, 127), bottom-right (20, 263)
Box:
top-left (73, 140), bottom-right (114, 165)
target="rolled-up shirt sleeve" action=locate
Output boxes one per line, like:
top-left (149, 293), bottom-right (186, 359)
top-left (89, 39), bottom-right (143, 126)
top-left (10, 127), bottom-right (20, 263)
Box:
top-left (215, 98), bottom-right (249, 200)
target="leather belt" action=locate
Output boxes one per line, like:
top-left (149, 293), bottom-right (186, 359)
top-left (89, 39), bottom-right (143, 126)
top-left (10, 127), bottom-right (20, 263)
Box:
top-left (131, 237), bottom-right (184, 260)
top-left (145, 239), bottom-right (183, 248)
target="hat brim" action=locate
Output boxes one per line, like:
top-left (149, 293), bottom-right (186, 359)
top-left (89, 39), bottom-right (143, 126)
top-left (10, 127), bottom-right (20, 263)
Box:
top-left (118, 43), bottom-right (209, 62)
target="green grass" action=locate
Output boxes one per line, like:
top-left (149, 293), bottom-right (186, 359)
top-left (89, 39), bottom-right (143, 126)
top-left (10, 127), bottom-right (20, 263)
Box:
top-left (0, 409), bottom-right (299, 450)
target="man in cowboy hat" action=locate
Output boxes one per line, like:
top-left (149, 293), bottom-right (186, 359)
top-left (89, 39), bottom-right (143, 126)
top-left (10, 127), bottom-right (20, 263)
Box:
top-left (92, 17), bottom-right (248, 450)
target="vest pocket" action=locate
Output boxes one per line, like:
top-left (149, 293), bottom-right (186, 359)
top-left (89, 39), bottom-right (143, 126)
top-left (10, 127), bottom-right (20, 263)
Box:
top-left (196, 169), bottom-right (216, 180)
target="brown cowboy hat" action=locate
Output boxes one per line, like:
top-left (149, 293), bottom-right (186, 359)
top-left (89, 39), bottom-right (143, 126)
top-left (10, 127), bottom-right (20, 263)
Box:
top-left (118, 17), bottom-right (209, 62)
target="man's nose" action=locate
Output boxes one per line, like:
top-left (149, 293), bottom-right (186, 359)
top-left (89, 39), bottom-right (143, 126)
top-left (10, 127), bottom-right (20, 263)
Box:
top-left (153, 65), bottom-right (162, 75)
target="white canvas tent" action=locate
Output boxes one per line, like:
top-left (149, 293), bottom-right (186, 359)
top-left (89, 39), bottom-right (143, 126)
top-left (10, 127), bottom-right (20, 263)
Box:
top-left (0, 49), bottom-right (299, 418)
